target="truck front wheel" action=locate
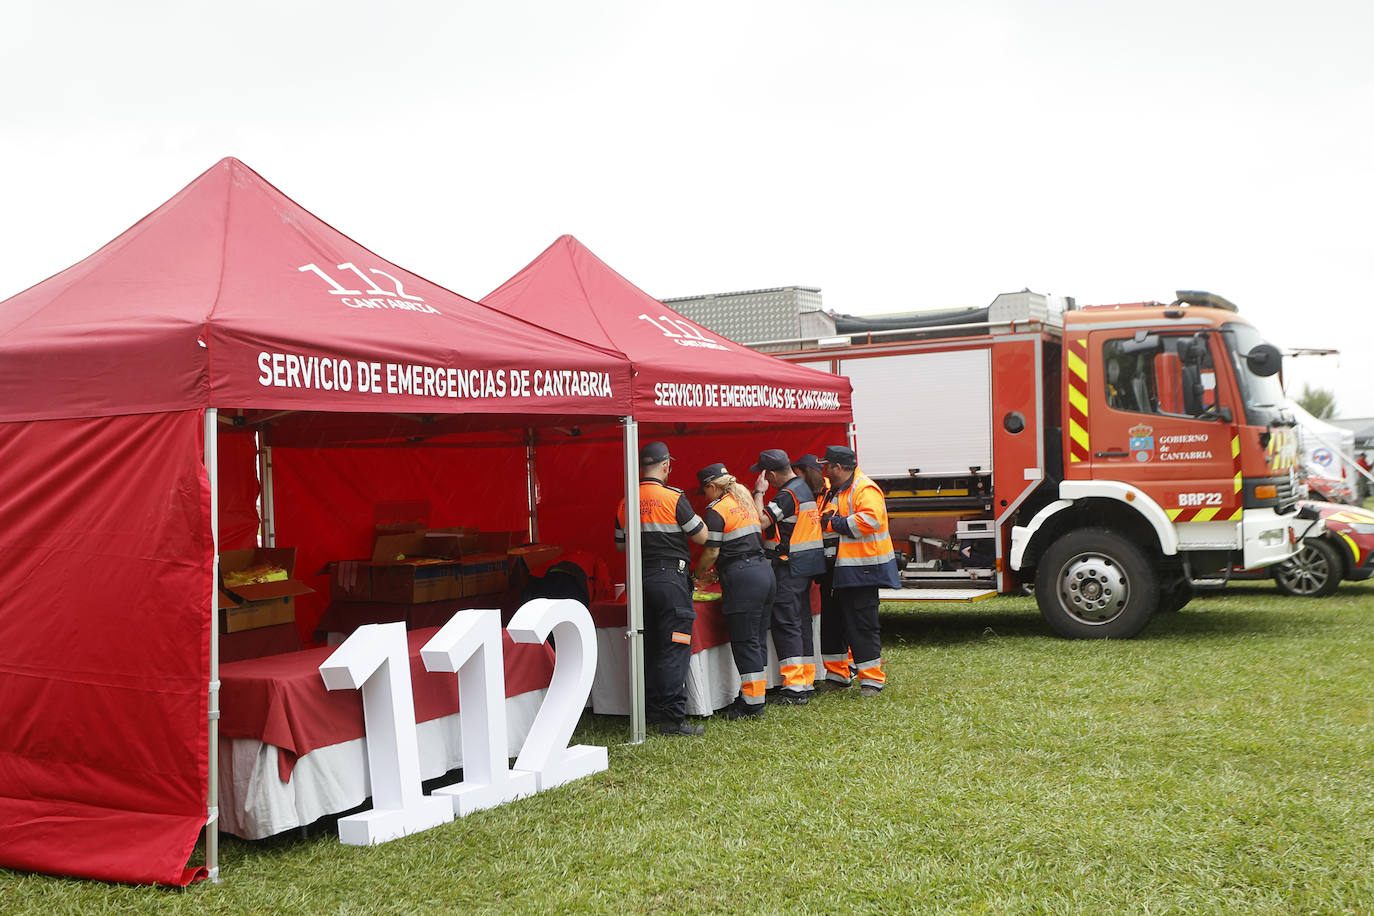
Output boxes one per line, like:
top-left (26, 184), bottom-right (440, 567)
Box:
top-left (1035, 528), bottom-right (1159, 639)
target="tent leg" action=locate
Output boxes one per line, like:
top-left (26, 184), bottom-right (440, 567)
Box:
top-left (525, 429), bottom-right (539, 544)
top-left (205, 409), bottom-right (222, 883)
top-left (622, 418), bottom-right (645, 745)
top-left (258, 436), bottom-right (276, 548)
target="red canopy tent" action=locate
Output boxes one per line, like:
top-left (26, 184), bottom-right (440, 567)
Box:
top-left (481, 236), bottom-right (853, 741)
top-left (0, 159), bottom-right (633, 885)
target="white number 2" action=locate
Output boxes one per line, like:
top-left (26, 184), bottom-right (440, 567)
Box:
top-left (506, 598), bottom-right (609, 791)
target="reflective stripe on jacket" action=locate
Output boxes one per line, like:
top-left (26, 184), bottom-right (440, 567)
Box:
top-left (616, 479), bottom-right (703, 564)
top-left (830, 468), bottom-right (900, 589)
top-left (705, 491), bottom-right (765, 567)
top-left (762, 476), bottom-right (825, 577)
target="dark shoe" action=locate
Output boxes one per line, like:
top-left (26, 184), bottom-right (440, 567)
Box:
top-left (767, 690), bottom-right (810, 706)
top-left (815, 680), bottom-right (850, 693)
top-left (659, 720), bottom-right (705, 737)
top-left (859, 685), bottom-right (882, 698)
top-left (723, 699), bottom-right (765, 720)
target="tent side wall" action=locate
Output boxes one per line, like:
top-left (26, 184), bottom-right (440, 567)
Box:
top-left (0, 410), bottom-right (211, 886)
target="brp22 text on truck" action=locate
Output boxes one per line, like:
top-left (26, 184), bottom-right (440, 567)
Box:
top-left (763, 290), bottom-right (1319, 639)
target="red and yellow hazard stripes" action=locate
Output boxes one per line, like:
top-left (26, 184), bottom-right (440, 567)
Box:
top-left (1265, 428), bottom-right (1298, 471)
top-left (1066, 338), bottom-right (1090, 463)
top-left (1168, 433), bottom-right (1245, 523)
top-left (1326, 507), bottom-right (1374, 567)
top-left (1231, 432), bottom-right (1243, 499)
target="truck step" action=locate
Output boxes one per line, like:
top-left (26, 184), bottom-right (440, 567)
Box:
top-left (879, 587), bottom-right (998, 602)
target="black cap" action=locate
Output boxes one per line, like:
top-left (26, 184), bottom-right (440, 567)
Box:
top-left (749, 449), bottom-right (792, 473)
top-left (792, 453), bottom-right (823, 473)
top-left (696, 462), bottom-right (728, 493)
top-left (821, 445), bottom-right (857, 468)
top-left (639, 440), bottom-right (673, 466)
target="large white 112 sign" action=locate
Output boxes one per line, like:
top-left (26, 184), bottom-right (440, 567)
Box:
top-left (318, 599), bottom-right (607, 846)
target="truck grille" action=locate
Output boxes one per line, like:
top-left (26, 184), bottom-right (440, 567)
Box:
top-left (1276, 468), bottom-right (1299, 511)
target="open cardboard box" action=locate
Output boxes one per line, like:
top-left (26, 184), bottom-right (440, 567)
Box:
top-left (218, 547), bottom-right (314, 633)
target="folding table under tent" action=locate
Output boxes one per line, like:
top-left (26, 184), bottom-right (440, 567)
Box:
top-left (481, 234), bottom-right (854, 742)
top-left (0, 159), bottom-right (635, 885)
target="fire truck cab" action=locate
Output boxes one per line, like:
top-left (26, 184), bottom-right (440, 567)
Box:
top-left (768, 290), bottom-right (1316, 639)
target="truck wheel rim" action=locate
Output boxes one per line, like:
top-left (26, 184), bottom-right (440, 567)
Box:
top-left (1276, 546), bottom-right (1329, 595)
top-left (1058, 554), bottom-right (1129, 624)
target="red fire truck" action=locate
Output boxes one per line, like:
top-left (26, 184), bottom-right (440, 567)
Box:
top-left (766, 290), bottom-right (1317, 639)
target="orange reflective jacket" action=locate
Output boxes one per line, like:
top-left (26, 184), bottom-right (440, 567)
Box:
top-left (829, 468), bottom-right (899, 589)
top-left (762, 477), bottom-right (825, 577)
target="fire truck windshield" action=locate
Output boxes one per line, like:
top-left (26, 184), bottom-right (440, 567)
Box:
top-left (1223, 322), bottom-right (1286, 425)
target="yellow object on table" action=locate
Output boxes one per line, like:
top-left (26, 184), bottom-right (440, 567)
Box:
top-left (223, 565), bottom-right (288, 588)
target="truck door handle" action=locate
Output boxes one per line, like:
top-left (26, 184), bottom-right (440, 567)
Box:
top-left (1094, 450), bottom-right (1129, 458)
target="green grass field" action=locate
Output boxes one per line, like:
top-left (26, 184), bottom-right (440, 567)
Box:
top-left (3, 582), bottom-right (1371, 914)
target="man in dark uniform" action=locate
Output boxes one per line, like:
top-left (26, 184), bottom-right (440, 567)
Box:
top-left (751, 448), bottom-right (825, 705)
top-left (794, 454), bottom-right (845, 689)
top-left (615, 440), bottom-right (709, 737)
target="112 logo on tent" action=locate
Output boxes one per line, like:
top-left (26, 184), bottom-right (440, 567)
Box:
top-left (299, 262), bottom-right (441, 314)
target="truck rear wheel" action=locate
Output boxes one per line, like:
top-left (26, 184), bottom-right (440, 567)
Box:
top-left (1035, 528), bottom-right (1159, 638)
top-left (1272, 538), bottom-right (1342, 598)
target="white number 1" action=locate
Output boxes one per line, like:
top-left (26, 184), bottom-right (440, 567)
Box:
top-left (420, 609), bottom-right (538, 815)
top-left (317, 622), bottom-right (454, 845)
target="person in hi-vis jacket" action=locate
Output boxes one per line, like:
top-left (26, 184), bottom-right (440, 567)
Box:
top-left (817, 445), bottom-right (899, 696)
top-left (616, 440), bottom-right (709, 736)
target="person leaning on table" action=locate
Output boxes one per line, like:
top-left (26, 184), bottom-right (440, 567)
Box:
top-left (615, 440), bottom-right (709, 737)
top-left (817, 445), bottom-right (899, 696)
top-left (751, 448), bottom-right (825, 705)
top-left (692, 462), bottom-right (776, 720)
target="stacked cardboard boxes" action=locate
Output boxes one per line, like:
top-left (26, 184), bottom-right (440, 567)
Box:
top-left (325, 528), bottom-right (517, 604)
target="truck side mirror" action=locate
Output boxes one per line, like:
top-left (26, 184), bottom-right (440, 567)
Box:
top-left (1245, 343), bottom-right (1282, 377)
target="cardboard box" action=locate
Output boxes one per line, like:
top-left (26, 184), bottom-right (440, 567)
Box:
top-left (324, 528), bottom-right (474, 604)
top-left (508, 542), bottom-right (563, 570)
top-left (459, 531), bottom-right (515, 597)
top-left (218, 547), bottom-right (314, 633)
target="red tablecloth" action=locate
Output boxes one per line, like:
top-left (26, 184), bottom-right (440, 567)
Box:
top-left (588, 583), bottom-right (820, 654)
top-left (313, 588), bottom-right (527, 642)
top-left (220, 624), bottom-right (555, 781)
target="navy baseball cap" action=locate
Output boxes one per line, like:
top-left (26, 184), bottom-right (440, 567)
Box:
top-left (749, 449), bottom-right (792, 473)
top-left (696, 462), bottom-right (729, 493)
top-left (639, 440), bottom-right (673, 465)
top-left (792, 453), bottom-right (823, 473)
top-left (821, 445), bottom-right (857, 468)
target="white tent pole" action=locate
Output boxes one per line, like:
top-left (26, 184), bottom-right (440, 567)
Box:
top-left (204, 409), bottom-right (222, 883)
top-left (258, 437), bottom-right (276, 548)
top-left (525, 429), bottom-right (539, 543)
top-left (847, 421), bottom-right (857, 451)
top-left (622, 417), bottom-right (645, 744)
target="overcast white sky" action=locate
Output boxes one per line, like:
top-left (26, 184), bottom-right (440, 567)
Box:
top-left (3, 0), bottom-right (1370, 415)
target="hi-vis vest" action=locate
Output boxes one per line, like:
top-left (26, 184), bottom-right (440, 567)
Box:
top-left (705, 491), bottom-right (765, 567)
top-left (615, 478), bottom-right (697, 564)
top-left (830, 468), bottom-right (900, 589)
top-left (762, 477), bottom-right (826, 577)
